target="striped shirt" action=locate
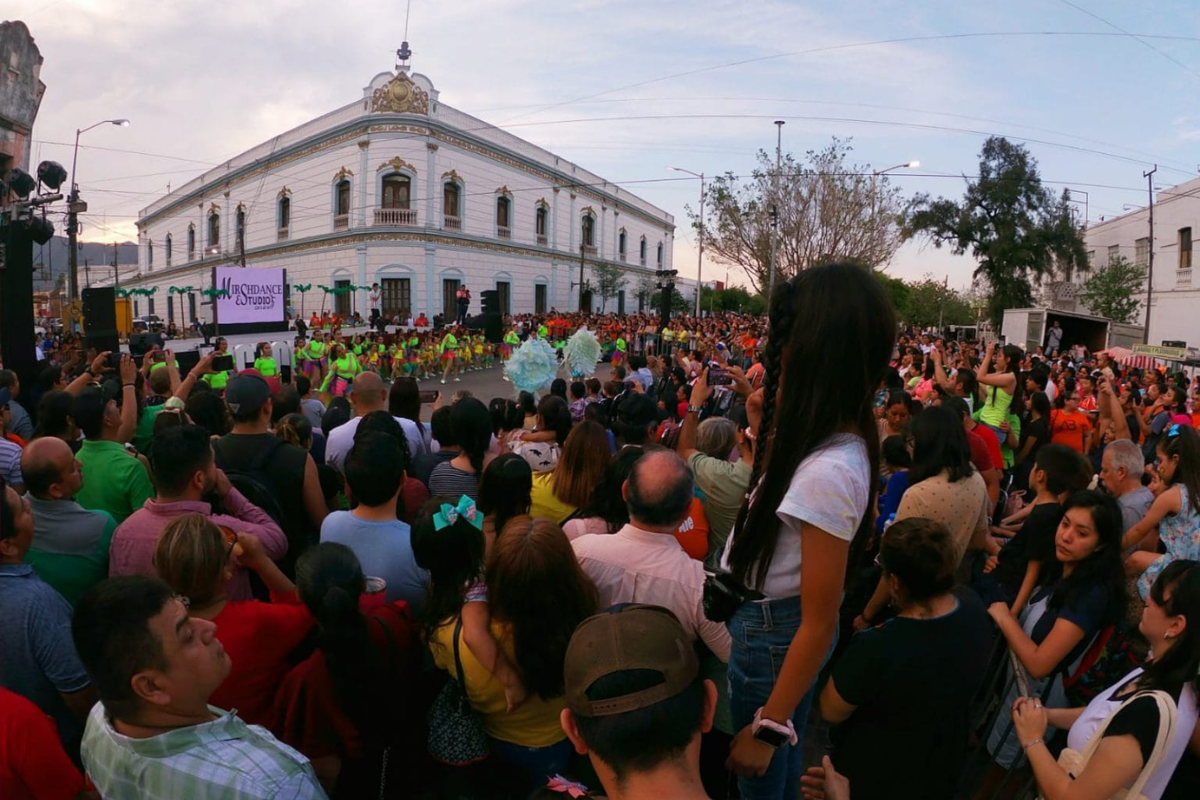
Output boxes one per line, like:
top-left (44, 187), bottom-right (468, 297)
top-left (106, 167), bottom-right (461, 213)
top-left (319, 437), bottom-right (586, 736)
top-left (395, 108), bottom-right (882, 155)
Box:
top-left (0, 438), bottom-right (22, 487)
top-left (428, 462), bottom-right (480, 501)
top-left (82, 703), bottom-right (327, 800)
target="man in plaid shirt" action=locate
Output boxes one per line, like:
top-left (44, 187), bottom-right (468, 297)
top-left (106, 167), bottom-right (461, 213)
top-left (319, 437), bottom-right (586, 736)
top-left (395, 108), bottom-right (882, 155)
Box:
top-left (72, 576), bottom-right (327, 799)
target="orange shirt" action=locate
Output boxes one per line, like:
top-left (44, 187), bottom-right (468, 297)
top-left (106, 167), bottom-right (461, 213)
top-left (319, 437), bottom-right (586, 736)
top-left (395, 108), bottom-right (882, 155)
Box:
top-left (674, 496), bottom-right (710, 561)
top-left (1050, 410), bottom-right (1092, 454)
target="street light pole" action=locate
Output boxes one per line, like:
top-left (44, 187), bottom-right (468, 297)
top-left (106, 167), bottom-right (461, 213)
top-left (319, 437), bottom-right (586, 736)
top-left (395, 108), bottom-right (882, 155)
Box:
top-left (667, 167), bottom-right (706, 316)
top-left (768, 121), bottom-right (784, 299)
top-left (871, 161), bottom-right (920, 223)
top-left (67, 119), bottom-right (130, 309)
top-left (1143, 166), bottom-right (1156, 344)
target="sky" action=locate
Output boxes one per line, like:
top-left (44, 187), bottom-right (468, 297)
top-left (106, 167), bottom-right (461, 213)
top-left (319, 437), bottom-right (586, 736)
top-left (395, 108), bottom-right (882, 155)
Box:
top-left (11, 0), bottom-right (1200, 291)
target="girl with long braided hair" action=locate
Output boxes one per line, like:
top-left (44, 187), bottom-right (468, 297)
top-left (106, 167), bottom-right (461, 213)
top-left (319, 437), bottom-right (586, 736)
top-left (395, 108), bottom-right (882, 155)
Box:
top-left (720, 263), bottom-right (896, 798)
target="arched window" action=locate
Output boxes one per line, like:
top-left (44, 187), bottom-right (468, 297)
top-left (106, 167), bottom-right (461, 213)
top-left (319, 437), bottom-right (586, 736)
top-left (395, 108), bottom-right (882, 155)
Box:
top-left (657, 241), bottom-right (664, 267)
top-left (443, 181), bottom-right (461, 229)
top-left (382, 175), bottom-right (411, 209)
top-left (639, 235), bottom-right (647, 265)
top-left (187, 225), bottom-right (196, 260)
top-left (535, 203), bottom-right (548, 245)
top-left (581, 213), bottom-right (595, 248)
top-left (207, 211), bottom-right (220, 249)
top-left (236, 207), bottom-right (246, 247)
top-left (496, 195), bottom-right (511, 238)
top-left (278, 195), bottom-right (291, 240)
top-left (335, 180), bottom-right (351, 215)
top-left (165, 234), bottom-right (172, 266)
top-left (148, 240), bottom-right (153, 269)
top-left (618, 228), bottom-right (627, 260)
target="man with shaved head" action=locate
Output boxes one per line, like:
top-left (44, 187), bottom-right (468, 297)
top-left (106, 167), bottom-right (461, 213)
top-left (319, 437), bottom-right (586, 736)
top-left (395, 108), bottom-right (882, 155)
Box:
top-left (571, 449), bottom-right (731, 662)
top-left (324, 371), bottom-right (424, 472)
top-left (20, 436), bottom-right (117, 606)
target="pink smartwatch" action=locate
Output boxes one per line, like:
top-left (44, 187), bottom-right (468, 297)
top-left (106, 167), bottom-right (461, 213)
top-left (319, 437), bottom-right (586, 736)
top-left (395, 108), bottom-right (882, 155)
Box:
top-left (751, 708), bottom-right (798, 748)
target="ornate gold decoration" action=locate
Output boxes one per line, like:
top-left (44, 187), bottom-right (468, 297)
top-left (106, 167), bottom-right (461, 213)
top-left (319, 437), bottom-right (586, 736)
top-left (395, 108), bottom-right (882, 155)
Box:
top-left (496, 185), bottom-right (512, 197)
top-left (277, 187), bottom-right (291, 198)
top-left (209, 203), bottom-right (221, 214)
top-left (334, 166), bottom-right (353, 181)
top-left (426, 142), bottom-right (439, 151)
top-left (537, 198), bottom-right (549, 208)
top-left (441, 169), bottom-right (463, 184)
top-left (370, 73), bottom-right (430, 115)
top-left (580, 206), bottom-right (595, 216)
top-left (358, 139), bottom-right (370, 149)
top-left (377, 156), bottom-right (416, 174)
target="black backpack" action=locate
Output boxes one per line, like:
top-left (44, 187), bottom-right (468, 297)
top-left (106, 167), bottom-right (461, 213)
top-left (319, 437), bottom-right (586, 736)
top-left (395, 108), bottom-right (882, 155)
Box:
top-left (213, 437), bottom-right (288, 528)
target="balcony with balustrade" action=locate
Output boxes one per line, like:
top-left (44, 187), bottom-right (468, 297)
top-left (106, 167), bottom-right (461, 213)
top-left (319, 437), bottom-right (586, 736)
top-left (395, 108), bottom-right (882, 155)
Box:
top-left (333, 213), bottom-right (349, 231)
top-left (497, 226), bottom-right (511, 240)
top-left (443, 214), bottom-right (462, 231)
top-left (1176, 268), bottom-right (1193, 289)
top-left (373, 207), bottom-right (418, 226)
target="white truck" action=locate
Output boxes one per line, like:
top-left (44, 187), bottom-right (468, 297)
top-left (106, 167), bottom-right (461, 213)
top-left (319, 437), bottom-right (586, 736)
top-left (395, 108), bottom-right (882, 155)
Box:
top-left (1000, 307), bottom-right (1144, 355)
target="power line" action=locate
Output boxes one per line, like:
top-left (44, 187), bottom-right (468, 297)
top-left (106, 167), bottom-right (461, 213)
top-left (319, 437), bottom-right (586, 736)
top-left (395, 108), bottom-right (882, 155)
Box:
top-left (1056, 0), bottom-right (1200, 84)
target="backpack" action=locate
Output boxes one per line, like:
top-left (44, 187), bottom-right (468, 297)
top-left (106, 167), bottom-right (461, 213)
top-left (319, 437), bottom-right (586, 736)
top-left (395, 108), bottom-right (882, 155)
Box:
top-left (213, 436), bottom-right (288, 527)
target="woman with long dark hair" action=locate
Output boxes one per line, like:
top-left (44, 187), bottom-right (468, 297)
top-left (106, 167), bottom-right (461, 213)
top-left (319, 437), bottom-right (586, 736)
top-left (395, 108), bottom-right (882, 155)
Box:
top-left (562, 447), bottom-right (644, 539)
top-left (388, 376), bottom-right (432, 454)
top-left (429, 397), bottom-right (492, 500)
top-left (976, 341), bottom-right (1024, 443)
top-left (508, 395), bottom-right (572, 473)
top-left (1013, 560), bottom-right (1199, 800)
top-left (273, 542), bottom-right (420, 795)
top-left (528, 421), bottom-right (610, 523)
top-left (720, 264), bottom-right (896, 798)
top-left (986, 490), bottom-right (1127, 768)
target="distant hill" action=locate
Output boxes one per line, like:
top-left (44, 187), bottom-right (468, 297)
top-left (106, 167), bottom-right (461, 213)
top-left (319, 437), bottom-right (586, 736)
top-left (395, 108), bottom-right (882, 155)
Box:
top-left (31, 236), bottom-right (137, 291)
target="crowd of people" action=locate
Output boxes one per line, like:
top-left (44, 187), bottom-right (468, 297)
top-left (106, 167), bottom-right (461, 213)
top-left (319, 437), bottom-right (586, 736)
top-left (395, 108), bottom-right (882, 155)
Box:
top-left (1, 264), bottom-right (1198, 800)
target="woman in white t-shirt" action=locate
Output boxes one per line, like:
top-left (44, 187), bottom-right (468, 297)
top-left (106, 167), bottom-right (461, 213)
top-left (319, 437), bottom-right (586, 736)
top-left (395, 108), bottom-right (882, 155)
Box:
top-left (720, 263), bottom-right (897, 800)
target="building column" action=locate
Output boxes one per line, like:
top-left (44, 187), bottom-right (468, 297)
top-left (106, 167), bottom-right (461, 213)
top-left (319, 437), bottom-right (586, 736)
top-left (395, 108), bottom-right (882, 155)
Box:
top-left (357, 139), bottom-right (369, 229)
top-left (425, 246), bottom-right (437, 318)
top-left (550, 188), bottom-right (561, 307)
top-left (426, 142), bottom-right (438, 229)
top-left (222, 191), bottom-right (232, 255)
top-left (356, 245), bottom-right (368, 316)
top-left (600, 205), bottom-right (607, 261)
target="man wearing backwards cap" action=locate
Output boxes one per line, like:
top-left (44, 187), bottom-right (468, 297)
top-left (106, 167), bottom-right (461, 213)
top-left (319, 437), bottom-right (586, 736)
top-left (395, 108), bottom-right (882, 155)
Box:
top-left (560, 604), bottom-right (716, 800)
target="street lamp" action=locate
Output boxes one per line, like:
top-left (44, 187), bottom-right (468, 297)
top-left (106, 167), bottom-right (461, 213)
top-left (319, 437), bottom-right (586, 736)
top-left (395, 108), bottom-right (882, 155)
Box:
top-left (68, 119), bottom-right (130, 305)
top-left (668, 166), bottom-right (705, 316)
top-left (870, 160), bottom-right (919, 221)
top-left (1065, 188), bottom-right (1089, 229)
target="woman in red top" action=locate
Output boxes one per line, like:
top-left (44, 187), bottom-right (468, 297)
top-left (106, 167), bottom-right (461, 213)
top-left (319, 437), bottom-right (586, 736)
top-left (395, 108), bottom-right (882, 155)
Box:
top-left (152, 513), bottom-right (313, 727)
top-left (272, 542), bottom-right (421, 796)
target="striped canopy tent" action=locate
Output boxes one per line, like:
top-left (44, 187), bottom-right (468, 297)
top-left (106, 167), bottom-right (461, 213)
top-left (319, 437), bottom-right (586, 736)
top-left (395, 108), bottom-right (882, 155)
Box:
top-left (1098, 346), bottom-right (1166, 371)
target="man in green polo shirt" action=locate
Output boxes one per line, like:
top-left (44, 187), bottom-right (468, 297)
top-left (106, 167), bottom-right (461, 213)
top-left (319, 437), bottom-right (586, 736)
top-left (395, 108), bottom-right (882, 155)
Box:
top-left (72, 368), bottom-right (155, 524)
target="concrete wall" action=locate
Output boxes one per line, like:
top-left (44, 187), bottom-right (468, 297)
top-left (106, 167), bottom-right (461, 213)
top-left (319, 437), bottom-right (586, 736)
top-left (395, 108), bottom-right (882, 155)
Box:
top-left (0, 20), bottom-right (45, 174)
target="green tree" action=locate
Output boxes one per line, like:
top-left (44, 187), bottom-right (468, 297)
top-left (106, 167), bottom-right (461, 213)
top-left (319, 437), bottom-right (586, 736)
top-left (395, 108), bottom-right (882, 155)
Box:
top-left (649, 287), bottom-right (689, 314)
top-left (1078, 255), bottom-right (1146, 323)
top-left (699, 285), bottom-right (766, 314)
top-left (695, 137), bottom-right (905, 293)
top-left (591, 263), bottom-right (627, 313)
top-left (901, 136), bottom-right (1088, 327)
top-left (873, 272), bottom-right (911, 322)
top-left (903, 275), bottom-right (975, 328)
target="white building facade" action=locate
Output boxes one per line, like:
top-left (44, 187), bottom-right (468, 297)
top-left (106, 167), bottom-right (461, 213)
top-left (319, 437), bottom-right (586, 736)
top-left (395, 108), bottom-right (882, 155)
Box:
top-left (126, 69), bottom-right (677, 324)
top-left (1055, 176), bottom-right (1200, 348)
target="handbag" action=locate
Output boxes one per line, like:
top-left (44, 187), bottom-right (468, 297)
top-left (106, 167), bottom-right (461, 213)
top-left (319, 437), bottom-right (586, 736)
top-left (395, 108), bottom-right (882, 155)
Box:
top-left (1042, 689), bottom-right (1178, 800)
top-left (427, 617), bottom-right (490, 766)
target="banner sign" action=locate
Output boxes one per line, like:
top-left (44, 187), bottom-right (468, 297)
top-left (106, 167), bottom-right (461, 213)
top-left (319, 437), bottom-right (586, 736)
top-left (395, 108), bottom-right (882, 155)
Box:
top-left (215, 267), bottom-right (285, 324)
top-left (1132, 344), bottom-right (1188, 360)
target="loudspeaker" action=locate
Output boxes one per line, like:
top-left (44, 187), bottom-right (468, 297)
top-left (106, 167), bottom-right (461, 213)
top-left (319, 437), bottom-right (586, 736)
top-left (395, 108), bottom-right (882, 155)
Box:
top-left (465, 312), bottom-right (503, 343)
top-left (82, 287), bottom-right (120, 355)
top-left (481, 289), bottom-right (501, 316)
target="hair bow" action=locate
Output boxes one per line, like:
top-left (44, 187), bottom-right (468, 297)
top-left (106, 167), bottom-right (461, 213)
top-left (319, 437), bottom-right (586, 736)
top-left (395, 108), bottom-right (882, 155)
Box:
top-left (1168, 423), bottom-right (1182, 438)
top-left (546, 775), bottom-right (590, 798)
top-left (433, 495), bottom-right (483, 532)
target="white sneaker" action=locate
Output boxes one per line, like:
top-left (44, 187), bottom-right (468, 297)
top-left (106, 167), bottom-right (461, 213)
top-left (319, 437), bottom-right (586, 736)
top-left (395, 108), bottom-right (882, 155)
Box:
top-left (440, 379), bottom-right (446, 384)
top-left (454, 377), bottom-right (461, 382)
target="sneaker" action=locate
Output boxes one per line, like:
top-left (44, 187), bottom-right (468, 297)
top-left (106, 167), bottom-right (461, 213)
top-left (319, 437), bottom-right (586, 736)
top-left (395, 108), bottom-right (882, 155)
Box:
top-left (440, 379), bottom-right (446, 384)
top-left (454, 377), bottom-right (461, 382)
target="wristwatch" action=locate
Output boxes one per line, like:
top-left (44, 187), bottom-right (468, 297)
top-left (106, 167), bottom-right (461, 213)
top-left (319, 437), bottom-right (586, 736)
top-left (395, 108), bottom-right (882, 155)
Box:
top-left (686, 404), bottom-right (703, 415)
top-left (751, 708), bottom-right (797, 748)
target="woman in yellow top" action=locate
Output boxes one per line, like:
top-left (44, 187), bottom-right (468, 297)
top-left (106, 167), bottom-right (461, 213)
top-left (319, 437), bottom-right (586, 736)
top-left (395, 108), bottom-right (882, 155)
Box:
top-left (321, 343), bottom-right (359, 397)
top-left (975, 340), bottom-right (1023, 442)
top-left (427, 516), bottom-right (597, 791)
top-left (528, 421), bottom-right (611, 523)
top-left (440, 330), bottom-right (461, 384)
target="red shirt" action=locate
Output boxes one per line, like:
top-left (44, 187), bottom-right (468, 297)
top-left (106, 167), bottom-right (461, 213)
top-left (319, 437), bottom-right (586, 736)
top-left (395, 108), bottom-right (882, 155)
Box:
top-left (272, 602), bottom-right (420, 762)
top-left (400, 476), bottom-right (430, 525)
top-left (966, 428), bottom-right (996, 473)
top-left (0, 688), bottom-right (86, 800)
top-left (209, 590), bottom-right (314, 726)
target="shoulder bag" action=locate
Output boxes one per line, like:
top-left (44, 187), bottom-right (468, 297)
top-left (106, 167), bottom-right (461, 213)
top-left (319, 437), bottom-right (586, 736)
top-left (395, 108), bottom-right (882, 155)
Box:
top-left (1042, 689), bottom-right (1178, 800)
top-left (427, 617), bottom-right (489, 766)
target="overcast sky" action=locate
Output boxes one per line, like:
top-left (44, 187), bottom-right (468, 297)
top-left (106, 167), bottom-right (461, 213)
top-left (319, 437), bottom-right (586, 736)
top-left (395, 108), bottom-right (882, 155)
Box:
top-left (12, 0), bottom-right (1200, 290)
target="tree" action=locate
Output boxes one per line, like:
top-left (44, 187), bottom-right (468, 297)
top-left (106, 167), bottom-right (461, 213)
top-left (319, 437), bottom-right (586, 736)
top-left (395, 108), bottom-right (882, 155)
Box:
top-left (635, 273), bottom-right (657, 312)
top-left (903, 275), bottom-right (975, 329)
top-left (1078, 255), bottom-right (1146, 323)
top-left (873, 272), bottom-right (911, 322)
top-left (694, 137), bottom-right (905, 293)
top-left (699, 285), bottom-right (766, 315)
top-left (902, 136), bottom-right (1088, 327)
top-left (590, 263), bottom-right (627, 313)
top-left (649, 287), bottom-right (688, 313)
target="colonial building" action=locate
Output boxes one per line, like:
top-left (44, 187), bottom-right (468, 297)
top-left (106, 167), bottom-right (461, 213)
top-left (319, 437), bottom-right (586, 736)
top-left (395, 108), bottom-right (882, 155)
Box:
top-left (1062, 175), bottom-right (1200, 348)
top-left (124, 64), bottom-right (677, 324)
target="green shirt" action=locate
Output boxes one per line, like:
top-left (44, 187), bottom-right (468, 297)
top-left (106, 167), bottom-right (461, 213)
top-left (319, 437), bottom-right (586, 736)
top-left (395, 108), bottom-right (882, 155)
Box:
top-left (537, 325), bottom-right (548, 339)
top-left (133, 403), bottom-right (166, 455)
top-left (504, 331), bottom-right (520, 345)
top-left (440, 334), bottom-right (458, 353)
top-left (25, 496), bottom-right (117, 607)
top-left (74, 439), bottom-right (156, 524)
top-left (687, 451), bottom-right (753, 554)
top-left (616, 337), bottom-right (627, 352)
top-left (253, 356), bottom-right (278, 377)
top-left (81, 703), bottom-right (327, 800)
top-left (203, 370), bottom-right (232, 391)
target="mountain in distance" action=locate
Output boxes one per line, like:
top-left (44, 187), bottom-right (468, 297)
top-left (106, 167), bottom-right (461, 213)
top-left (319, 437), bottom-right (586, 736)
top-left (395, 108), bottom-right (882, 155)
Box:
top-left (32, 235), bottom-right (137, 292)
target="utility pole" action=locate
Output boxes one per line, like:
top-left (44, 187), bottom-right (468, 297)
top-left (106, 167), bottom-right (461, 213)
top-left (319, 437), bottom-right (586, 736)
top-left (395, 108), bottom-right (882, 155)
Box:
top-left (937, 274), bottom-right (948, 331)
top-left (695, 173), bottom-right (705, 317)
top-left (112, 242), bottom-right (120, 288)
top-left (1143, 165), bottom-right (1156, 344)
top-left (579, 241), bottom-right (586, 312)
top-left (84, 258), bottom-right (90, 289)
top-left (768, 120), bottom-right (784, 300)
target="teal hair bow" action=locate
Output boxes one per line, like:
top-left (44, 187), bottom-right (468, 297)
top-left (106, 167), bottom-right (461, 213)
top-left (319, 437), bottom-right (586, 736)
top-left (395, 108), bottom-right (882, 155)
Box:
top-left (433, 495), bottom-right (483, 531)
top-left (1168, 423), bottom-right (1182, 438)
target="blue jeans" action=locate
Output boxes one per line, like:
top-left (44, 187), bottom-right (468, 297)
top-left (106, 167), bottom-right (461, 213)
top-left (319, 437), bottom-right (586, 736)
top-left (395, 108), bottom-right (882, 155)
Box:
top-left (487, 737), bottom-right (573, 794)
top-left (727, 594), bottom-right (835, 800)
